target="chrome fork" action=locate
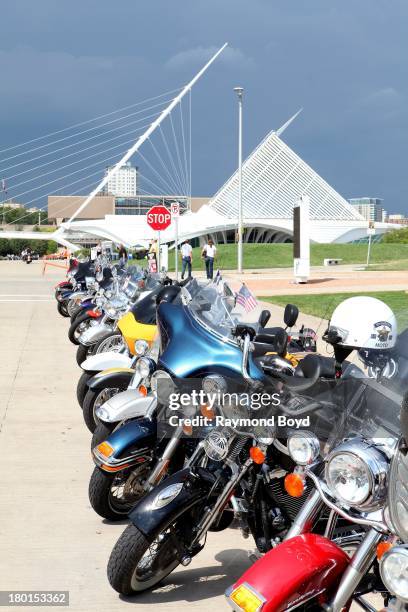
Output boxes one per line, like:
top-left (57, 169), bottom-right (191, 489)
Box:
top-left (326, 528), bottom-right (383, 612)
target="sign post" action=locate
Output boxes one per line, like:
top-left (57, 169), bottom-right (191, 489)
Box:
top-left (293, 195), bottom-right (310, 283)
top-left (367, 222), bottom-right (375, 267)
top-left (146, 205), bottom-right (172, 273)
top-left (171, 202), bottom-right (180, 280)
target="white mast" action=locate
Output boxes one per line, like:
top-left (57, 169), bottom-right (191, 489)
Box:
top-left (65, 43), bottom-right (228, 226)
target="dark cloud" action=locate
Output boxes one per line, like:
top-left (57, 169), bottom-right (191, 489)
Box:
top-left (0, 0), bottom-right (407, 213)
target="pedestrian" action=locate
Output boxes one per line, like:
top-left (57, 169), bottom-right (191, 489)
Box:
top-left (201, 238), bottom-right (217, 279)
top-left (148, 239), bottom-right (158, 273)
top-left (96, 241), bottom-right (102, 257)
top-left (118, 244), bottom-right (128, 265)
top-left (180, 239), bottom-right (193, 279)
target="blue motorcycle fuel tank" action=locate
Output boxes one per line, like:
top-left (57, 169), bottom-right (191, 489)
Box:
top-left (156, 302), bottom-right (265, 382)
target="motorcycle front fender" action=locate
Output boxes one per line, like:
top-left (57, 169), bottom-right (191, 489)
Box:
top-left (93, 417), bottom-right (157, 466)
top-left (96, 390), bottom-right (156, 423)
top-left (226, 534), bottom-right (349, 612)
top-left (129, 467), bottom-right (211, 542)
top-left (81, 351), bottom-right (132, 372)
top-left (87, 368), bottom-right (134, 392)
top-left (79, 322), bottom-right (114, 345)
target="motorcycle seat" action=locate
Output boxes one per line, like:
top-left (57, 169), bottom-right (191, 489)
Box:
top-left (295, 354), bottom-right (336, 379)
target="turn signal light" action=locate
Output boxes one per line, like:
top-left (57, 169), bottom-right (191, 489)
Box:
top-left (377, 541), bottom-right (394, 560)
top-left (87, 309), bottom-right (102, 318)
top-left (229, 583), bottom-right (264, 612)
top-left (97, 441), bottom-right (114, 458)
top-left (284, 473), bottom-right (305, 497)
top-left (250, 446), bottom-right (266, 465)
top-left (182, 423), bottom-right (193, 436)
top-left (138, 384), bottom-right (148, 397)
top-left (200, 404), bottom-right (215, 419)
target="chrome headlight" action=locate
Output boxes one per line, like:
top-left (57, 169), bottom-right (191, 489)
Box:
top-left (135, 357), bottom-right (155, 379)
top-left (202, 374), bottom-right (227, 396)
top-left (380, 545), bottom-right (408, 603)
top-left (288, 432), bottom-right (320, 466)
top-left (134, 339), bottom-right (149, 356)
top-left (325, 439), bottom-right (389, 510)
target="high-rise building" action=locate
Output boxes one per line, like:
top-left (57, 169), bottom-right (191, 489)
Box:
top-left (348, 197), bottom-right (385, 223)
top-left (103, 162), bottom-right (138, 197)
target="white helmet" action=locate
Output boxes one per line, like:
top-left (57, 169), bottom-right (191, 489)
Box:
top-left (327, 296), bottom-right (397, 350)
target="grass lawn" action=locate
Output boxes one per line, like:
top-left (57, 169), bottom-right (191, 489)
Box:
top-left (165, 243), bottom-right (408, 271)
top-left (261, 291), bottom-right (408, 329)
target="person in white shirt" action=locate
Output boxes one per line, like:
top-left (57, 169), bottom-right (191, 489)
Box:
top-left (201, 239), bottom-right (217, 279)
top-left (180, 240), bottom-right (193, 279)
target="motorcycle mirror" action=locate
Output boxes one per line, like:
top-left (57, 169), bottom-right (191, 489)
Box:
top-left (258, 309), bottom-right (271, 329)
top-left (274, 328), bottom-right (288, 357)
top-left (284, 303), bottom-right (299, 328)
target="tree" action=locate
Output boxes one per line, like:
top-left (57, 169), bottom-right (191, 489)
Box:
top-left (383, 227), bottom-right (408, 244)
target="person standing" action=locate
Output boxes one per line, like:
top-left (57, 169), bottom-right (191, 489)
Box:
top-left (148, 239), bottom-right (158, 273)
top-left (201, 239), bottom-right (217, 279)
top-left (118, 244), bottom-right (128, 265)
top-left (180, 240), bottom-right (193, 279)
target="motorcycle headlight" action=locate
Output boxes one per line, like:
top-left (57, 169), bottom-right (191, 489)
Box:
top-left (325, 440), bottom-right (389, 510)
top-left (136, 357), bottom-right (155, 379)
top-left (202, 374), bottom-right (227, 396)
top-left (135, 339), bottom-right (149, 356)
top-left (380, 546), bottom-right (408, 603)
top-left (288, 432), bottom-right (320, 466)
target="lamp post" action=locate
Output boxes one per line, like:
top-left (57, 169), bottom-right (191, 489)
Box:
top-left (234, 87), bottom-right (244, 273)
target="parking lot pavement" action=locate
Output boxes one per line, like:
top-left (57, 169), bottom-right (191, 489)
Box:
top-left (0, 263), bottom-right (254, 612)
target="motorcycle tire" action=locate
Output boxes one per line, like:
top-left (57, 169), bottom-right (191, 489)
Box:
top-left (76, 371), bottom-right (94, 408)
top-left (76, 344), bottom-right (92, 367)
top-left (88, 465), bottom-right (148, 521)
top-left (82, 384), bottom-right (128, 432)
top-left (107, 523), bottom-right (179, 595)
top-left (68, 312), bottom-right (93, 345)
top-left (57, 301), bottom-right (70, 317)
top-left (91, 332), bottom-right (124, 356)
top-left (91, 422), bottom-right (115, 448)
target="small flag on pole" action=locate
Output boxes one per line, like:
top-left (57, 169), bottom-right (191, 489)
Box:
top-left (213, 269), bottom-right (222, 285)
top-left (236, 283), bottom-right (258, 312)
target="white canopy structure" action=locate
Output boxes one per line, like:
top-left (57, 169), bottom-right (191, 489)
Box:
top-left (61, 126), bottom-right (397, 246)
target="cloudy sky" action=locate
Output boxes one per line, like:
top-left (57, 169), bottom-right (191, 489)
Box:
top-left (0, 0), bottom-right (406, 214)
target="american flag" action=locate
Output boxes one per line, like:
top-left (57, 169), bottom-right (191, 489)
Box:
top-left (236, 283), bottom-right (258, 312)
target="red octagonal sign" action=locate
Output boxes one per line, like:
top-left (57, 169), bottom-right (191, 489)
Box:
top-left (146, 205), bottom-right (172, 231)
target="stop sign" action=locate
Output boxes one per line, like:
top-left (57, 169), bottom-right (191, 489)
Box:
top-left (146, 206), bottom-right (171, 231)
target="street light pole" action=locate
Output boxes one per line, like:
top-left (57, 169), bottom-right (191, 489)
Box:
top-left (234, 87), bottom-right (244, 273)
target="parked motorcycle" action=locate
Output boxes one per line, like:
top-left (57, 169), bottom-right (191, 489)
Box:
top-left (226, 361), bottom-right (405, 611)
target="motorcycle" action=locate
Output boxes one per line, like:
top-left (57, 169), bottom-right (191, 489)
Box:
top-left (78, 276), bottom-right (174, 420)
top-left (225, 361), bottom-right (405, 611)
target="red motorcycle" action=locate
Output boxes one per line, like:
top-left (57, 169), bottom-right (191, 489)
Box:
top-left (226, 377), bottom-right (406, 611)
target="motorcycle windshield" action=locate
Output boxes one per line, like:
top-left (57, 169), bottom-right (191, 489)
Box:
top-left (286, 364), bottom-right (403, 455)
top-left (185, 280), bottom-right (261, 342)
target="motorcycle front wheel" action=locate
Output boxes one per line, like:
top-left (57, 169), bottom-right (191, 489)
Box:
top-left (68, 312), bottom-right (94, 345)
top-left (107, 523), bottom-right (180, 595)
top-left (92, 332), bottom-right (124, 355)
top-left (82, 386), bottom-right (127, 432)
top-left (76, 344), bottom-right (92, 367)
top-left (89, 464), bottom-right (150, 521)
top-left (57, 301), bottom-right (70, 317)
